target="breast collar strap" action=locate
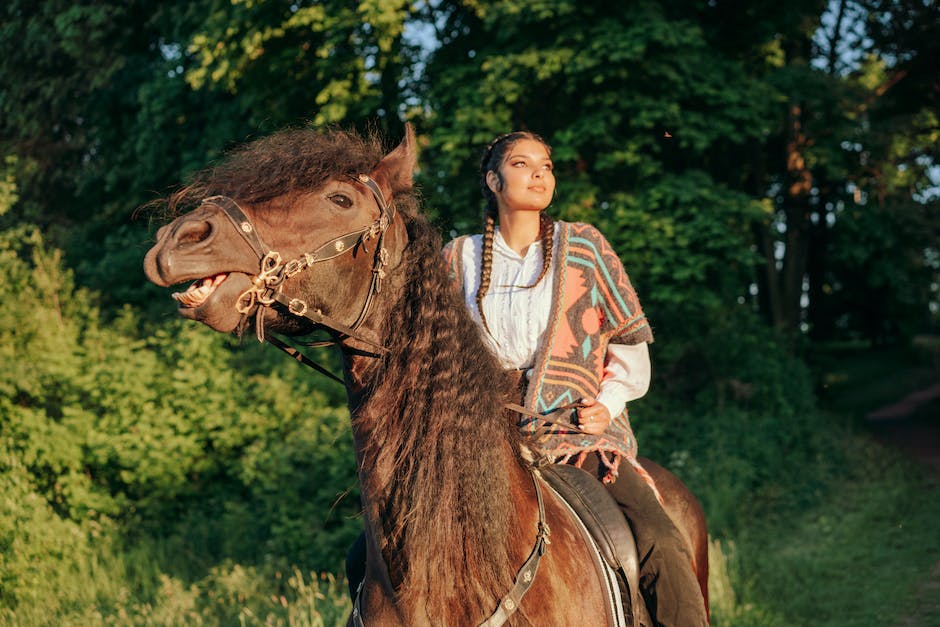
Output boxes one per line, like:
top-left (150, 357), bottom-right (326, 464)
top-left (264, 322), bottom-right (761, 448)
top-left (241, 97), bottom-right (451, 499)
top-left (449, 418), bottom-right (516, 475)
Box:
top-left (351, 471), bottom-right (551, 627)
top-left (200, 174), bottom-right (394, 379)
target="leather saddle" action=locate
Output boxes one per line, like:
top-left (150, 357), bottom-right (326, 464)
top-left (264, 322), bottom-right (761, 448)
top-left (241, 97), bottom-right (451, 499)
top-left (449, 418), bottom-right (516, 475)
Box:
top-left (539, 463), bottom-right (645, 626)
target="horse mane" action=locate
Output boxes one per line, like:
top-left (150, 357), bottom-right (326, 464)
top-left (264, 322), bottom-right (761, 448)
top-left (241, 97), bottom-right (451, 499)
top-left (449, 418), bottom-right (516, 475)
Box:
top-left (356, 197), bottom-right (527, 620)
top-left (164, 126), bottom-right (391, 214)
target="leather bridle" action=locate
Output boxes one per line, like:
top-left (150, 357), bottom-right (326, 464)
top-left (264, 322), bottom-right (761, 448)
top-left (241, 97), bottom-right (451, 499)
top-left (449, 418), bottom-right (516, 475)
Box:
top-left (201, 173), bottom-right (395, 382)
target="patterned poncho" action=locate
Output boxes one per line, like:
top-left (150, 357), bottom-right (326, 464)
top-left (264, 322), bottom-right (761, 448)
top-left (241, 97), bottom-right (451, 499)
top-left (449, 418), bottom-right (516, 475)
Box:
top-left (444, 221), bottom-right (654, 482)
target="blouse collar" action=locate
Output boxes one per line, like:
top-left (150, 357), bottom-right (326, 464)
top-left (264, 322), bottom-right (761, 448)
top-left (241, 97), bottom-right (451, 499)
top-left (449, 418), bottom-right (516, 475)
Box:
top-left (493, 227), bottom-right (541, 261)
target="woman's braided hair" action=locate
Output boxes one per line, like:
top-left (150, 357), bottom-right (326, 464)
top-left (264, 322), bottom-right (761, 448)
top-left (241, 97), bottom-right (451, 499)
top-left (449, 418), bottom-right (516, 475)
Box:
top-left (476, 132), bottom-right (555, 335)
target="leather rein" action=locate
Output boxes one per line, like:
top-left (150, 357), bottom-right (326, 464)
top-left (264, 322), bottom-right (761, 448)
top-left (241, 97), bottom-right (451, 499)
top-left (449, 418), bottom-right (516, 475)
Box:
top-left (201, 173), bottom-right (394, 382)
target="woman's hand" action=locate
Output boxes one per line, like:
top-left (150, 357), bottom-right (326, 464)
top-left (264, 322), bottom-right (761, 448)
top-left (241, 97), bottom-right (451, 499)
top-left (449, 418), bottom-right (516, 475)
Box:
top-left (576, 397), bottom-right (611, 435)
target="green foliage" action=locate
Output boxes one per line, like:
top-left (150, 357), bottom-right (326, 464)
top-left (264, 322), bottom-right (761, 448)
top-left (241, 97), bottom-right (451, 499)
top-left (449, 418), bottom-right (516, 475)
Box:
top-left (823, 198), bottom-right (939, 342)
top-left (597, 173), bottom-right (765, 329)
top-left (633, 309), bottom-right (831, 535)
top-left (184, 0), bottom-right (414, 129)
top-left (418, 0), bottom-right (778, 232)
top-left (0, 227), bottom-right (360, 621)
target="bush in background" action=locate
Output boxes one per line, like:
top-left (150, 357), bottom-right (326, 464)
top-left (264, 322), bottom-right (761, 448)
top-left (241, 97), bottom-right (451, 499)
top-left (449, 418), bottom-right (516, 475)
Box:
top-left (0, 226), bottom-right (359, 623)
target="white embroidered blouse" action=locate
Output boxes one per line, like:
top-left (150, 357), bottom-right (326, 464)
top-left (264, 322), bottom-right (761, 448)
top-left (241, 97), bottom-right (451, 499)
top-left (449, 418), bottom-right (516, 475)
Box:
top-left (457, 224), bottom-right (651, 419)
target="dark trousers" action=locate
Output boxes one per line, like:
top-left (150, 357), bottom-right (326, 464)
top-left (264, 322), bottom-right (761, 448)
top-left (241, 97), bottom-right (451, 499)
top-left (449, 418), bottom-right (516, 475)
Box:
top-left (578, 454), bottom-right (708, 627)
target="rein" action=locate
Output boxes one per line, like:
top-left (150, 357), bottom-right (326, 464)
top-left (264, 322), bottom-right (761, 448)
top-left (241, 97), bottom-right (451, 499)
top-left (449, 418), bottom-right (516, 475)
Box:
top-left (201, 174), bottom-right (394, 381)
top-left (506, 401), bottom-right (585, 436)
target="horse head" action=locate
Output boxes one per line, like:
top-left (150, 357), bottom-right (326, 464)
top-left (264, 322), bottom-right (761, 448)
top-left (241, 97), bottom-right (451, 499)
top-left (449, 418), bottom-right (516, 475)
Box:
top-left (143, 125), bottom-right (416, 343)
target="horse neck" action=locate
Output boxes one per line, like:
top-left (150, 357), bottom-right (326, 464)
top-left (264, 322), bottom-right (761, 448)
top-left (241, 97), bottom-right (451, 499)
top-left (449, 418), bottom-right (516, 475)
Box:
top-left (341, 258), bottom-right (532, 620)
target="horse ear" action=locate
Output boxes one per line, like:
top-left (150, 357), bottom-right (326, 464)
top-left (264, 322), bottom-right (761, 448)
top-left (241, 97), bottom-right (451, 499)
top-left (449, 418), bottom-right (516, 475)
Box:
top-left (371, 123), bottom-right (416, 199)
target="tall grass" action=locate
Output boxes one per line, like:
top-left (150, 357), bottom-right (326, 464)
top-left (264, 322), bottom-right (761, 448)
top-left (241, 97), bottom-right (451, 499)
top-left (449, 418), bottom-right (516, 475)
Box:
top-left (0, 530), bottom-right (352, 626)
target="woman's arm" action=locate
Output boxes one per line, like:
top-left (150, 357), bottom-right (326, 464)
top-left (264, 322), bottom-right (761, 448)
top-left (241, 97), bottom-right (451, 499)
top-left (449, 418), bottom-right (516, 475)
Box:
top-left (597, 342), bottom-right (651, 416)
top-left (577, 342), bottom-right (651, 433)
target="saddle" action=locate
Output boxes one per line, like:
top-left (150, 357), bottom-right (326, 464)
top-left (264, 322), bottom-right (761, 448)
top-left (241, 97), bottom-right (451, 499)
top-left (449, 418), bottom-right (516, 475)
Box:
top-left (539, 463), bottom-right (646, 626)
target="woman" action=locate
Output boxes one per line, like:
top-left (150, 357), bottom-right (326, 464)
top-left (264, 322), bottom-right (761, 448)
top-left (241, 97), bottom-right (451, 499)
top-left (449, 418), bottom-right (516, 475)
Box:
top-left (442, 131), bottom-right (708, 627)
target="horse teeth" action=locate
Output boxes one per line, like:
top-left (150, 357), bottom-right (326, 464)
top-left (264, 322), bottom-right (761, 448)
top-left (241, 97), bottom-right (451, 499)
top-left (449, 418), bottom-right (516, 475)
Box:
top-left (171, 274), bottom-right (228, 308)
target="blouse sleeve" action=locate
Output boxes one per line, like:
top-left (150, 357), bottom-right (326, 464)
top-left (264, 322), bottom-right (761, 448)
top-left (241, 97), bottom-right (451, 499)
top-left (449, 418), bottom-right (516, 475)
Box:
top-left (596, 342), bottom-right (651, 419)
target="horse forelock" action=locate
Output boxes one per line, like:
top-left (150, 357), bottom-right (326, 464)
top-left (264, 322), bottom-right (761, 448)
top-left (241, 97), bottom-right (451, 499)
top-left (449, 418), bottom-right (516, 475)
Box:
top-left (164, 127), bottom-right (388, 217)
top-left (356, 212), bottom-right (528, 621)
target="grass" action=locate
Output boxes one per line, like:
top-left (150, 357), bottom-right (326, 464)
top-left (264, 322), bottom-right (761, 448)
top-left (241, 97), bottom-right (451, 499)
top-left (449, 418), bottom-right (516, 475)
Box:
top-left (708, 341), bottom-right (940, 626)
top-left (4, 339), bottom-right (938, 626)
top-left (722, 436), bottom-right (940, 626)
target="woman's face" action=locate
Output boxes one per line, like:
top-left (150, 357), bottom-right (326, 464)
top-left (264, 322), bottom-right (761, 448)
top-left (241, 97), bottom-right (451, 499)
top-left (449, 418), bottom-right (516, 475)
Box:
top-left (487, 138), bottom-right (555, 215)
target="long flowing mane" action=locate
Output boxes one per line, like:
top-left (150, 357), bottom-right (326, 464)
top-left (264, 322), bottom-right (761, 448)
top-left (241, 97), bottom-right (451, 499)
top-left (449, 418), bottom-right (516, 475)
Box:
top-left (357, 204), bottom-right (527, 619)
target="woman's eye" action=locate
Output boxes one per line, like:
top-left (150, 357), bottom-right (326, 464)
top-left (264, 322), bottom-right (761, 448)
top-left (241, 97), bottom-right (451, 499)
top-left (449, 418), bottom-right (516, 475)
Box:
top-left (329, 193), bottom-right (353, 209)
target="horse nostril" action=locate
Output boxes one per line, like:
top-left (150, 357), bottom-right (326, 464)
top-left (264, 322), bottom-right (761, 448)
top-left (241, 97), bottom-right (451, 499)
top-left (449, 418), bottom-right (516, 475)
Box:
top-left (176, 220), bottom-right (213, 246)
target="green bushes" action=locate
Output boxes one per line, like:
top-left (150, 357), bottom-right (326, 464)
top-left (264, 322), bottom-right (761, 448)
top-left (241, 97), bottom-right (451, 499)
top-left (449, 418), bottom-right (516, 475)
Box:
top-left (0, 226), bottom-right (358, 623)
top-left (633, 308), bottom-right (838, 536)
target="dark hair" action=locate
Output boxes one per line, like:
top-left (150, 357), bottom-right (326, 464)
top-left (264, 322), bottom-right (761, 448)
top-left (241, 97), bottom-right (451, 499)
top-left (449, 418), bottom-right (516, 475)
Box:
top-left (476, 132), bottom-right (555, 335)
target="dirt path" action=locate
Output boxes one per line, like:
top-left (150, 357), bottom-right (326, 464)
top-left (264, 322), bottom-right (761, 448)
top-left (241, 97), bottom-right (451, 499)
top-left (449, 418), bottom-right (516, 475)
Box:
top-left (865, 381), bottom-right (940, 476)
top-left (866, 380), bottom-right (940, 627)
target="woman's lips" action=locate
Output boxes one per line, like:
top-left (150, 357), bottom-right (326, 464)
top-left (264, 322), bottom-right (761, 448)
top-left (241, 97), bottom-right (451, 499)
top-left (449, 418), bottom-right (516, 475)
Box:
top-left (172, 273), bottom-right (228, 308)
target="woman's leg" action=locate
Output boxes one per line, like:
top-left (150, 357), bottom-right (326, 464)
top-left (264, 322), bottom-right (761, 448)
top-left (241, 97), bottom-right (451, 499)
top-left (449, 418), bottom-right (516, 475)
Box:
top-left (578, 454), bottom-right (708, 627)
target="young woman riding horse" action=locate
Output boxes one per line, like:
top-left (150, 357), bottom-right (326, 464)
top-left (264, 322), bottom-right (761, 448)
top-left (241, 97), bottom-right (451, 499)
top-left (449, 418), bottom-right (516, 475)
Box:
top-left (143, 126), bottom-right (708, 626)
top-left (443, 131), bottom-right (708, 627)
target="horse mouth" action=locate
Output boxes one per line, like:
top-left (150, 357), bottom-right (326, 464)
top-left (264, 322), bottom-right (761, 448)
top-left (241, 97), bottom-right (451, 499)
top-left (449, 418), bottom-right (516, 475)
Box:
top-left (172, 274), bottom-right (229, 308)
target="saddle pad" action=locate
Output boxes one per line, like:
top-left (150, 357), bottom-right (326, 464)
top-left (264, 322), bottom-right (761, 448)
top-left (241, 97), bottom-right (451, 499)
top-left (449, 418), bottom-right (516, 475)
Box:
top-left (539, 464), bottom-right (640, 585)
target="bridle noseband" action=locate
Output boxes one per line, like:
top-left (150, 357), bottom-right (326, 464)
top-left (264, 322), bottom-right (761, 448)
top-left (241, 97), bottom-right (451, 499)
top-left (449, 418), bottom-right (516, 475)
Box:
top-left (201, 174), bottom-right (395, 381)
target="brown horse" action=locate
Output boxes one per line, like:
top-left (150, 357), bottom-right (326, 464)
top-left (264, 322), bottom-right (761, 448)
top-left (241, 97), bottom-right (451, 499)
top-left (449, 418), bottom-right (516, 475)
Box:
top-left (143, 125), bottom-right (708, 626)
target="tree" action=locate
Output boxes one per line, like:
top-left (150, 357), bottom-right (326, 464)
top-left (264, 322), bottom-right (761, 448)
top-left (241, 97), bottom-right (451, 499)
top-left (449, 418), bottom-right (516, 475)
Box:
top-left (0, 0), bottom-right (419, 311)
top-left (416, 1), bottom-right (778, 359)
top-left (700, 0), bottom-right (939, 340)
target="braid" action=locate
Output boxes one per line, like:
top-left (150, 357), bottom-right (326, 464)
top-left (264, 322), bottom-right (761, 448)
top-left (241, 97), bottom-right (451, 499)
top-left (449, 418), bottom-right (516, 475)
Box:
top-left (528, 210), bottom-right (554, 288)
top-left (476, 207), bottom-right (497, 335)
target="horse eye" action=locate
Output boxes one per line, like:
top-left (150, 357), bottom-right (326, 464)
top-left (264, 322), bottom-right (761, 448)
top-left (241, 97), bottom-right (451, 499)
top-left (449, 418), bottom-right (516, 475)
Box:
top-left (329, 193), bottom-right (353, 209)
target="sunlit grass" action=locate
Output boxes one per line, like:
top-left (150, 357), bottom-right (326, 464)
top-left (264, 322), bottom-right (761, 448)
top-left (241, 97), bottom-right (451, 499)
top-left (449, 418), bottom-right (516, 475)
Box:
top-left (0, 533), bottom-right (352, 627)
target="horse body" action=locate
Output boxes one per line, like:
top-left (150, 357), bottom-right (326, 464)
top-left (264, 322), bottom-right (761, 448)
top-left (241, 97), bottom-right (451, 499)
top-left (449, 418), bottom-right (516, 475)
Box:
top-left (143, 125), bottom-right (707, 625)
